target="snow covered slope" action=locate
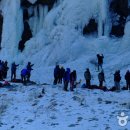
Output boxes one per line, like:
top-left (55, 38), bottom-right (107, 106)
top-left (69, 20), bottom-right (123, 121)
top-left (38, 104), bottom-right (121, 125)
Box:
top-left (0, 84), bottom-right (129, 130)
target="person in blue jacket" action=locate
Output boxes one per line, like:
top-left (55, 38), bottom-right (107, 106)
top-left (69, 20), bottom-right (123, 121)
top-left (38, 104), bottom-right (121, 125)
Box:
top-left (63, 68), bottom-right (71, 91)
top-left (21, 68), bottom-right (28, 84)
top-left (11, 62), bottom-right (19, 81)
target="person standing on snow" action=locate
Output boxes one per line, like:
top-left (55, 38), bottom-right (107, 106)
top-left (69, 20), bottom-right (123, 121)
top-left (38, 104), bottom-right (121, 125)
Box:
top-left (26, 62), bottom-right (34, 81)
top-left (84, 68), bottom-right (91, 88)
top-left (98, 70), bottom-right (105, 88)
top-left (63, 68), bottom-right (71, 91)
top-left (21, 68), bottom-right (28, 84)
top-left (3, 61), bottom-right (9, 79)
top-left (53, 65), bottom-right (60, 85)
top-left (11, 62), bottom-right (19, 81)
top-left (125, 70), bottom-right (130, 90)
top-left (97, 54), bottom-right (104, 71)
top-left (70, 70), bottom-right (77, 91)
top-left (0, 60), bottom-right (3, 80)
top-left (114, 70), bottom-right (121, 91)
top-left (58, 66), bottom-right (65, 84)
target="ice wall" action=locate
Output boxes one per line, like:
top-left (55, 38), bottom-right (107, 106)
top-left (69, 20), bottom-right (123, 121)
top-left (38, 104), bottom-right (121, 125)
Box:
top-left (0, 0), bottom-right (23, 61)
top-left (0, 0), bottom-right (129, 67)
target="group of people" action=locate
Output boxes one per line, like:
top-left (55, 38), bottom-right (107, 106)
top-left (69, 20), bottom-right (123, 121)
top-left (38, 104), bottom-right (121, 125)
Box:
top-left (84, 69), bottom-right (130, 91)
top-left (11, 62), bottom-right (34, 84)
top-left (53, 54), bottom-right (130, 92)
top-left (84, 54), bottom-right (130, 91)
top-left (53, 65), bottom-right (77, 91)
top-left (0, 60), bottom-right (34, 84)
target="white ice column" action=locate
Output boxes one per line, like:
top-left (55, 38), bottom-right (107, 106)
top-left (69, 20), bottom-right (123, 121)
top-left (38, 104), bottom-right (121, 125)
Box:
top-left (33, 6), bottom-right (38, 35)
top-left (98, 0), bottom-right (110, 37)
top-left (38, 5), bottom-right (48, 31)
top-left (0, 0), bottom-right (23, 60)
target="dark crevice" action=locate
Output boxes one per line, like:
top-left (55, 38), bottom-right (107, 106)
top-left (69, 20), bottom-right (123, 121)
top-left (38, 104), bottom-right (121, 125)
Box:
top-left (21, 0), bottom-right (57, 10)
top-left (18, 21), bottom-right (32, 52)
top-left (83, 19), bottom-right (98, 35)
top-left (0, 11), bottom-right (3, 50)
top-left (110, 0), bottom-right (128, 37)
top-left (110, 0), bottom-right (128, 17)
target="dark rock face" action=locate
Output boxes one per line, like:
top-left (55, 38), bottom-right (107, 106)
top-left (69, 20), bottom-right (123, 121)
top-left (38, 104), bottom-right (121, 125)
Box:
top-left (21, 0), bottom-right (57, 10)
top-left (110, 0), bottom-right (129, 37)
top-left (23, 9), bottom-right (29, 21)
top-left (0, 11), bottom-right (3, 49)
top-left (110, 0), bottom-right (128, 17)
top-left (21, 0), bottom-right (33, 8)
top-left (18, 21), bottom-right (32, 52)
top-left (83, 19), bottom-right (98, 35)
top-left (21, 0), bottom-right (32, 8)
top-left (35, 0), bottom-right (57, 10)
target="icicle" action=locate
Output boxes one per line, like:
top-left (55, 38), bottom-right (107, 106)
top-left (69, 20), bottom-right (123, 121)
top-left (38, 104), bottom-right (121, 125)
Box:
top-left (33, 6), bottom-right (38, 35)
top-left (43, 5), bottom-right (48, 18)
top-left (38, 4), bottom-right (44, 31)
top-left (98, 0), bottom-right (110, 37)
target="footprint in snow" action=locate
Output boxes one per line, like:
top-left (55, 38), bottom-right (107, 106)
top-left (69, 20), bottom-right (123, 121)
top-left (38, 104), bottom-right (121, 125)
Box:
top-left (68, 123), bottom-right (79, 127)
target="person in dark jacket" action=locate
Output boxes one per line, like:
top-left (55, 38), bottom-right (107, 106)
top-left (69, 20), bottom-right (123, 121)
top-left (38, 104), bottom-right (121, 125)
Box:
top-left (125, 70), bottom-right (130, 90)
top-left (97, 54), bottom-right (104, 71)
top-left (3, 61), bottom-right (9, 79)
top-left (11, 62), bottom-right (19, 81)
top-left (70, 70), bottom-right (77, 91)
top-left (53, 65), bottom-right (60, 85)
top-left (114, 70), bottom-right (121, 90)
top-left (26, 62), bottom-right (34, 81)
top-left (84, 68), bottom-right (91, 88)
top-left (98, 70), bottom-right (105, 87)
top-left (58, 66), bottom-right (65, 84)
top-left (64, 68), bottom-right (70, 91)
top-left (0, 60), bottom-right (3, 80)
top-left (21, 68), bottom-right (28, 84)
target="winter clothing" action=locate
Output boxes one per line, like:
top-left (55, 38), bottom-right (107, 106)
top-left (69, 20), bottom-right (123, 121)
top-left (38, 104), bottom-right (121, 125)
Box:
top-left (11, 62), bottom-right (19, 81)
top-left (70, 70), bottom-right (77, 91)
top-left (84, 68), bottom-right (91, 88)
top-left (21, 69), bottom-right (28, 84)
top-left (125, 70), bottom-right (130, 90)
top-left (53, 65), bottom-right (60, 85)
top-left (64, 68), bottom-right (70, 91)
top-left (98, 71), bottom-right (105, 87)
top-left (0, 61), bottom-right (3, 80)
top-left (3, 61), bottom-right (9, 78)
top-left (97, 54), bottom-right (104, 71)
top-left (26, 62), bottom-right (34, 81)
top-left (114, 70), bottom-right (121, 90)
top-left (58, 67), bottom-right (65, 84)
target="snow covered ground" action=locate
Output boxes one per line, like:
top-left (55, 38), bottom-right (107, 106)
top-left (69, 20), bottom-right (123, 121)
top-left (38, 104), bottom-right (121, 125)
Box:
top-left (0, 83), bottom-right (129, 130)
